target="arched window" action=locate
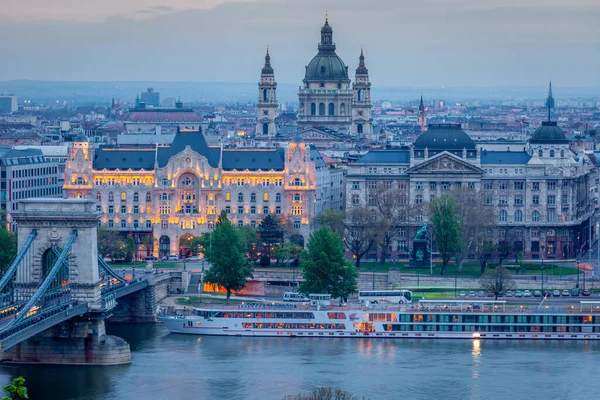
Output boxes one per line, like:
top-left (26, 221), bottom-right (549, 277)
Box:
top-left (319, 103), bottom-right (325, 116)
top-left (293, 194), bottom-right (301, 202)
top-left (340, 103), bottom-right (346, 115)
top-left (133, 192), bottom-right (139, 202)
top-left (121, 192), bottom-right (127, 201)
top-left (161, 193), bottom-right (169, 201)
top-left (250, 193), bottom-right (256, 202)
top-left (532, 210), bottom-right (540, 222)
top-left (550, 150), bottom-right (555, 158)
top-left (538, 149), bottom-right (543, 157)
top-left (108, 192), bottom-right (114, 201)
top-left (514, 210), bottom-right (523, 222)
top-left (263, 88), bottom-right (268, 102)
top-left (320, 66), bottom-right (326, 74)
top-left (293, 178), bottom-right (302, 186)
top-left (96, 192), bottom-right (101, 201)
top-left (262, 123), bottom-right (269, 135)
top-left (561, 149), bottom-right (565, 158)
top-left (358, 89), bottom-right (363, 102)
top-left (238, 193), bottom-right (244, 202)
top-left (328, 102), bottom-right (335, 116)
top-left (499, 210), bottom-right (507, 222)
top-left (310, 103), bottom-right (316, 116)
top-left (263, 193), bottom-right (269, 202)
top-left (276, 193), bottom-right (281, 202)
top-left (357, 124), bottom-right (364, 134)
top-left (225, 192), bottom-right (231, 201)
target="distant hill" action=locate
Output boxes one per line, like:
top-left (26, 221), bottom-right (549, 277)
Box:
top-left (0, 80), bottom-right (598, 106)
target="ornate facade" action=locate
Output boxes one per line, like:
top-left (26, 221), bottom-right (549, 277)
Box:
top-left (64, 130), bottom-right (316, 258)
top-left (346, 121), bottom-right (596, 260)
top-left (255, 49), bottom-right (278, 139)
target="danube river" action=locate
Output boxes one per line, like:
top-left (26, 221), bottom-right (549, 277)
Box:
top-left (1, 323), bottom-right (600, 399)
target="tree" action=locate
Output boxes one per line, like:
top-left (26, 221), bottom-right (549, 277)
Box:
top-left (478, 241), bottom-right (496, 275)
top-left (430, 195), bottom-right (462, 275)
top-left (0, 227), bottom-right (17, 274)
top-left (189, 236), bottom-right (204, 256)
top-left (203, 210), bottom-right (253, 301)
top-left (237, 225), bottom-right (259, 260)
top-left (275, 242), bottom-right (302, 267)
top-left (451, 187), bottom-right (496, 273)
top-left (497, 240), bottom-right (514, 267)
top-left (282, 387), bottom-right (368, 400)
top-left (2, 376), bottom-right (28, 400)
top-left (314, 210), bottom-right (345, 237)
top-left (299, 227), bottom-right (358, 300)
top-left (480, 266), bottom-right (516, 300)
top-left (258, 214), bottom-right (284, 265)
top-left (342, 206), bottom-right (379, 269)
top-left (97, 227), bottom-right (132, 262)
top-left (370, 182), bottom-right (413, 263)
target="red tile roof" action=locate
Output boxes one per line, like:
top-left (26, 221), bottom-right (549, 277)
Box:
top-left (120, 111), bottom-right (203, 123)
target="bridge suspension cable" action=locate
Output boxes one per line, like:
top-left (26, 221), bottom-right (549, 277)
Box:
top-left (4, 230), bottom-right (78, 329)
top-left (97, 256), bottom-right (127, 283)
top-left (0, 230), bottom-right (37, 297)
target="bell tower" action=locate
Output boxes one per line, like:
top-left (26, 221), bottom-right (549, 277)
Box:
top-left (417, 95), bottom-right (427, 132)
top-left (256, 48), bottom-right (278, 139)
top-left (351, 48), bottom-right (373, 138)
top-left (64, 133), bottom-right (94, 199)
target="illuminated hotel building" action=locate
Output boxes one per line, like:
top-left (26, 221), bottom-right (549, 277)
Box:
top-left (63, 130), bottom-right (316, 258)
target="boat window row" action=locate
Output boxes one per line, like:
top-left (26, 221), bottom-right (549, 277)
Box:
top-left (213, 311), bottom-right (315, 319)
top-left (403, 314), bottom-right (595, 324)
top-left (327, 313), bottom-right (346, 320)
top-left (368, 313), bottom-right (397, 322)
top-left (383, 324), bottom-right (599, 333)
top-left (241, 323), bottom-right (346, 330)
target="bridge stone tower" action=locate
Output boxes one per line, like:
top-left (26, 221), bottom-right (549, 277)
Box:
top-left (3, 198), bottom-right (131, 365)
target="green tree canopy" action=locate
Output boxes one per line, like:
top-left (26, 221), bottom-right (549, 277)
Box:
top-left (430, 195), bottom-right (462, 275)
top-left (0, 227), bottom-right (17, 274)
top-left (299, 227), bottom-right (358, 300)
top-left (203, 210), bottom-right (253, 301)
top-left (314, 210), bottom-right (345, 237)
top-left (258, 214), bottom-right (284, 265)
top-left (97, 227), bottom-right (135, 262)
top-left (2, 376), bottom-right (28, 400)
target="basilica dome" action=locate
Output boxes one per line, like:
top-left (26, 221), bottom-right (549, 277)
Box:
top-left (303, 18), bottom-right (349, 82)
top-left (413, 124), bottom-right (476, 151)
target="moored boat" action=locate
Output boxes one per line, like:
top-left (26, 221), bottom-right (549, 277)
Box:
top-left (161, 298), bottom-right (600, 340)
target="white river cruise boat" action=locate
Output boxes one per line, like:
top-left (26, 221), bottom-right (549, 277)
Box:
top-left (161, 297), bottom-right (600, 340)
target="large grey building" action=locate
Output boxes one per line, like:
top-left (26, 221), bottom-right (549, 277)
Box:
top-left (346, 121), bottom-right (595, 260)
top-left (0, 95), bottom-right (18, 114)
top-left (0, 146), bottom-right (64, 230)
top-left (140, 88), bottom-right (160, 108)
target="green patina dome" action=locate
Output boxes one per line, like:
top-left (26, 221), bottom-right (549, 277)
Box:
top-left (530, 121), bottom-right (568, 144)
top-left (304, 18), bottom-right (349, 82)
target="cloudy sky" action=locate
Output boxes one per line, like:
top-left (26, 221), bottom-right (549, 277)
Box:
top-left (1, 0), bottom-right (599, 87)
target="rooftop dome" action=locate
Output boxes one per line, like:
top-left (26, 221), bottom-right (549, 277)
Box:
top-left (304, 17), bottom-right (349, 82)
top-left (261, 49), bottom-right (274, 75)
top-left (530, 121), bottom-right (568, 144)
top-left (74, 132), bottom-right (88, 142)
top-left (413, 124), bottom-right (476, 150)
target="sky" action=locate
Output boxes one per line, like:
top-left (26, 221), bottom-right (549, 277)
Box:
top-left (0, 0), bottom-right (599, 88)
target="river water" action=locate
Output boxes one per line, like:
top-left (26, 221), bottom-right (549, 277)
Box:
top-left (1, 323), bottom-right (599, 400)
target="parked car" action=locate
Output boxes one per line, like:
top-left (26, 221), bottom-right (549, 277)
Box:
top-left (562, 290), bottom-right (570, 296)
top-left (515, 291), bottom-right (523, 297)
top-left (459, 291), bottom-right (466, 297)
top-left (571, 288), bottom-right (579, 296)
top-left (505, 291), bottom-right (514, 297)
top-left (142, 256), bottom-right (158, 261)
top-left (162, 255), bottom-right (178, 261)
top-left (468, 291), bottom-right (476, 297)
top-left (477, 291), bottom-right (485, 297)
top-left (523, 290), bottom-right (532, 298)
top-left (533, 290), bottom-right (541, 297)
top-left (543, 291), bottom-right (552, 297)
top-left (582, 290), bottom-right (591, 296)
top-left (553, 290), bottom-right (561, 297)
top-left (186, 256), bottom-right (200, 262)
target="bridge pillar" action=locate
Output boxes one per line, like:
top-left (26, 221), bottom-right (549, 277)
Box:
top-left (6, 199), bottom-right (131, 365)
top-left (1, 319), bottom-right (130, 365)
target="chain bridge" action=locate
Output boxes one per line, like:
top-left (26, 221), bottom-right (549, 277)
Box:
top-left (0, 199), bottom-right (184, 365)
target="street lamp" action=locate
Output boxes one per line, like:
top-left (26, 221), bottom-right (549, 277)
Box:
top-left (540, 243), bottom-right (545, 294)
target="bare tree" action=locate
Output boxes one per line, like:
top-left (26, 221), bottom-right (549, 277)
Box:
top-left (479, 266), bottom-right (517, 300)
top-left (370, 181), bottom-right (413, 263)
top-left (451, 187), bottom-right (496, 272)
top-left (314, 210), bottom-right (345, 237)
top-left (497, 240), bottom-right (514, 267)
top-left (342, 205), bottom-right (379, 269)
top-left (478, 240), bottom-right (496, 275)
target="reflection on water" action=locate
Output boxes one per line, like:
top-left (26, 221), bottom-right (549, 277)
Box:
top-left (1, 324), bottom-right (600, 400)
